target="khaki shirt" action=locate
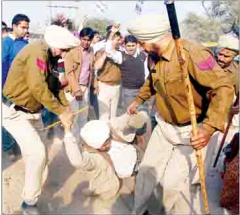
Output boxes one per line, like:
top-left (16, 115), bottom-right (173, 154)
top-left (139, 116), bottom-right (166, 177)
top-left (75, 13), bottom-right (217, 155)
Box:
top-left (3, 40), bottom-right (68, 115)
top-left (64, 46), bottom-right (94, 96)
top-left (81, 146), bottom-right (120, 200)
top-left (96, 50), bottom-right (122, 85)
top-left (222, 61), bottom-right (239, 95)
top-left (136, 39), bottom-right (234, 135)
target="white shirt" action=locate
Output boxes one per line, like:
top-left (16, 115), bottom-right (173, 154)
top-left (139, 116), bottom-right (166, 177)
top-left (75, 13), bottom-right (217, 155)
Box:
top-left (107, 140), bottom-right (137, 178)
top-left (105, 40), bottom-right (150, 79)
top-left (93, 40), bottom-right (106, 55)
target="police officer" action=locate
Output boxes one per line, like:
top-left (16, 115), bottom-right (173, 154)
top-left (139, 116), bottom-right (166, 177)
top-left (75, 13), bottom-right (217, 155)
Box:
top-left (217, 34), bottom-right (239, 95)
top-left (126, 14), bottom-right (234, 214)
top-left (3, 25), bottom-right (80, 214)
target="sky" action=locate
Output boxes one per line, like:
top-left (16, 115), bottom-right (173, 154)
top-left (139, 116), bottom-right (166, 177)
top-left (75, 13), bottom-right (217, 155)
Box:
top-left (2, 1), bottom-right (208, 34)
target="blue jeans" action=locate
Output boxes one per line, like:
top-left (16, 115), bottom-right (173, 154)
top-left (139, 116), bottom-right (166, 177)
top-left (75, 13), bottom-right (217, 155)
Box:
top-left (89, 84), bottom-right (99, 119)
top-left (2, 95), bottom-right (17, 152)
top-left (2, 126), bottom-right (17, 152)
top-left (41, 108), bottom-right (58, 127)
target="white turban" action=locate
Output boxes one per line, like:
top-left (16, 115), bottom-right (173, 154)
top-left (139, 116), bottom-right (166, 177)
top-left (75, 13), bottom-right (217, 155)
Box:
top-left (80, 120), bottom-right (110, 149)
top-left (127, 14), bottom-right (170, 43)
top-left (218, 34), bottom-right (239, 52)
top-left (44, 25), bottom-right (80, 49)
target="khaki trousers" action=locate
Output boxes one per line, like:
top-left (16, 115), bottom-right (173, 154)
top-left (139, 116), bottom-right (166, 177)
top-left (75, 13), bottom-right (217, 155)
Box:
top-left (97, 82), bottom-right (120, 121)
top-left (132, 113), bottom-right (217, 214)
top-left (65, 85), bottom-right (89, 143)
top-left (2, 103), bottom-right (48, 205)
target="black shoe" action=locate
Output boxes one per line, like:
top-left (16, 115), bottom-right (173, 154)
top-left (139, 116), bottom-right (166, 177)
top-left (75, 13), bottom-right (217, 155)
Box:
top-left (21, 202), bottom-right (40, 215)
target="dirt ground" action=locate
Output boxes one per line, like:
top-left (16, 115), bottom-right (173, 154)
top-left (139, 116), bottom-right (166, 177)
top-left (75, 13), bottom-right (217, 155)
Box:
top-left (2, 125), bottom-right (232, 215)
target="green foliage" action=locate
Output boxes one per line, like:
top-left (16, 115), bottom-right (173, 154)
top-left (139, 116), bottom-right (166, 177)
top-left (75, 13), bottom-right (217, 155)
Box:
top-left (181, 12), bottom-right (223, 43)
top-left (84, 18), bottom-right (112, 36)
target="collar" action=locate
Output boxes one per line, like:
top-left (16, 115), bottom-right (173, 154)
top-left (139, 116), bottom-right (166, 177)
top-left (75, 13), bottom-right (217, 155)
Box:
top-left (80, 44), bottom-right (91, 53)
top-left (161, 39), bottom-right (175, 61)
top-left (224, 61), bottom-right (238, 73)
top-left (124, 47), bottom-right (140, 58)
top-left (8, 33), bottom-right (16, 40)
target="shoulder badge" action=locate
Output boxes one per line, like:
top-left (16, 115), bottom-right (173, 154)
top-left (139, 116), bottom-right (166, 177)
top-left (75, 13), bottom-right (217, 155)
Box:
top-left (196, 56), bottom-right (216, 71)
top-left (37, 58), bottom-right (47, 71)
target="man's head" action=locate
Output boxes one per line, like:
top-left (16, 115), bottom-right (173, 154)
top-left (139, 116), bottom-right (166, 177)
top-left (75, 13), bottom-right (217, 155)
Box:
top-left (127, 14), bottom-right (171, 56)
top-left (2, 21), bottom-right (9, 38)
top-left (92, 31), bottom-right (101, 45)
top-left (44, 25), bottom-right (80, 58)
top-left (12, 14), bottom-right (30, 38)
top-left (81, 120), bottom-right (111, 152)
top-left (105, 30), bottom-right (122, 49)
top-left (79, 27), bottom-right (94, 50)
top-left (217, 34), bottom-right (239, 68)
top-left (125, 35), bottom-right (138, 56)
top-left (24, 32), bottom-right (30, 41)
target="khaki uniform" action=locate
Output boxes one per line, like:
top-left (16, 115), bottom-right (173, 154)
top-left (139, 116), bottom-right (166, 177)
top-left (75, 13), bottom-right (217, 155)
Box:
top-left (95, 50), bottom-right (122, 120)
top-left (2, 40), bottom-right (69, 206)
top-left (64, 134), bottom-right (120, 200)
top-left (64, 46), bottom-right (95, 141)
top-left (4, 40), bottom-right (69, 115)
top-left (212, 61), bottom-right (239, 172)
top-left (136, 39), bottom-right (234, 135)
top-left (222, 61), bottom-right (239, 95)
top-left (132, 39), bottom-right (234, 214)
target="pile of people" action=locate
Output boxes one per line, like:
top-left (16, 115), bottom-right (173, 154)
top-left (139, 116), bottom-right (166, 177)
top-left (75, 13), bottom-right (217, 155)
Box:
top-left (2, 11), bottom-right (239, 215)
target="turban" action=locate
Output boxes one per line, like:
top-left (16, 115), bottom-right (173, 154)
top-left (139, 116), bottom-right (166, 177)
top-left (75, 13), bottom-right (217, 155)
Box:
top-left (218, 34), bottom-right (239, 52)
top-left (110, 111), bottom-right (148, 143)
top-left (127, 14), bottom-right (170, 43)
top-left (44, 25), bottom-right (80, 49)
top-left (80, 120), bottom-right (110, 149)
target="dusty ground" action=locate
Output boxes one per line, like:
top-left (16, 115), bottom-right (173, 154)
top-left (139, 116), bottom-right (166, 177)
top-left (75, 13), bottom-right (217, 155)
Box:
top-left (2, 125), bottom-right (232, 215)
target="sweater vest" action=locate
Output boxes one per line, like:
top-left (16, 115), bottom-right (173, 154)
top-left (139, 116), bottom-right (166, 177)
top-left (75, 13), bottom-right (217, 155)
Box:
top-left (120, 51), bottom-right (146, 89)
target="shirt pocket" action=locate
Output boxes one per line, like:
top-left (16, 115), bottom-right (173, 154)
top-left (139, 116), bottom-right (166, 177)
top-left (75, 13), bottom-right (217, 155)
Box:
top-left (151, 71), bottom-right (162, 91)
top-left (164, 72), bottom-right (186, 97)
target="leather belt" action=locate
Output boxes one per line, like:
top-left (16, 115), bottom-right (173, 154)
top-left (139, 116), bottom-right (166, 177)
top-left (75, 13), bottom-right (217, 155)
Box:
top-left (2, 95), bottom-right (36, 114)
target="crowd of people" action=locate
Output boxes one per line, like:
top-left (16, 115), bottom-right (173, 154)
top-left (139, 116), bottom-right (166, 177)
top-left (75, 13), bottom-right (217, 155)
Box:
top-left (2, 10), bottom-right (239, 215)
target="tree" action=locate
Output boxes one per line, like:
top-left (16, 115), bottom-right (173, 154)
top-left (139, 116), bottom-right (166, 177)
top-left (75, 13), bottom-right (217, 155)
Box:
top-left (202, 0), bottom-right (239, 36)
top-left (84, 18), bottom-right (112, 36)
top-left (181, 12), bottom-right (223, 43)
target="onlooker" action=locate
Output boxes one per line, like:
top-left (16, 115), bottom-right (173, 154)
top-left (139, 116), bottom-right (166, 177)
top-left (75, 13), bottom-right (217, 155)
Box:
top-left (105, 32), bottom-right (149, 112)
top-left (216, 34), bottom-right (239, 95)
top-left (217, 35), bottom-right (239, 136)
top-left (94, 30), bottom-right (122, 121)
top-left (221, 132), bottom-right (239, 214)
top-left (64, 27), bottom-right (95, 142)
top-left (2, 14), bottom-right (30, 158)
top-left (93, 25), bottom-right (112, 54)
top-left (2, 13), bottom-right (30, 86)
top-left (92, 30), bottom-right (101, 46)
top-left (2, 21), bottom-right (10, 38)
top-left (24, 31), bottom-right (30, 41)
